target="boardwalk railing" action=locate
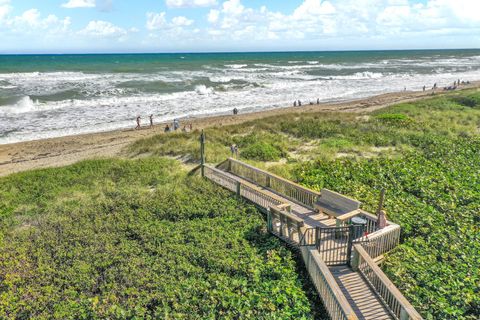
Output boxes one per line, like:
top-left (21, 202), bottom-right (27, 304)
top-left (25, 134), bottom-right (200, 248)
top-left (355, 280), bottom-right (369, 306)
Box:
top-left (227, 158), bottom-right (320, 209)
top-left (301, 247), bottom-right (359, 320)
top-left (352, 245), bottom-right (422, 320)
top-left (361, 224), bottom-right (401, 259)
top-left (300, 227), bottom-right (317, 246)
top-left (204, 165), bottom-right (288, 211)
top-left (267, 206), bottom-right (304, 245)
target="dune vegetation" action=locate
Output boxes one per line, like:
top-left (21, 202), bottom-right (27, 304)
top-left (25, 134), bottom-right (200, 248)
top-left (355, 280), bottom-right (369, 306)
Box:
top-left (0, 89), bottom-right (479, 319)
top-left (0, 158), bottom-right (323, 319)
top-left (128, 89), bottom-right (480, 319)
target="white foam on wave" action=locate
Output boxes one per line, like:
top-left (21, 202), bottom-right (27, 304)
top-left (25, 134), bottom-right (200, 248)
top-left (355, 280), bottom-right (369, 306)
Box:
top-left (0, 96), bottom-right (40, 114)
top-left (195, 85), bottom-right (214, 95)
top-left (225, 64), bottom-right (248, 69)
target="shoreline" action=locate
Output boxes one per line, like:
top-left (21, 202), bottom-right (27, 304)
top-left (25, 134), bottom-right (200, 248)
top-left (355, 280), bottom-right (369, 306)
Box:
top-left (1, 83), bottom-right (479, 177)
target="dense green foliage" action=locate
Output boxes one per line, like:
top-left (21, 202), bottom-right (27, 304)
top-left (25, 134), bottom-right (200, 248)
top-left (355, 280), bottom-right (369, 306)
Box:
top-left (129, 89), bottom-right (480, 319)
top-left (0, 158), bottom-right (320, 319)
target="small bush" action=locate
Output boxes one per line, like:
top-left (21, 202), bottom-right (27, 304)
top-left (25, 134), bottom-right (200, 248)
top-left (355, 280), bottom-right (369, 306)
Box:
top-left (241, 142), bottom-right (283, 161)
top-left (450, 93), bottom-right (480, 108)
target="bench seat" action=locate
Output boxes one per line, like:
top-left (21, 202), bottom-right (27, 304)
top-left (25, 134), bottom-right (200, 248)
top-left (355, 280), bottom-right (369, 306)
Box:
top-left (315, 188), bottom-right (361, 219)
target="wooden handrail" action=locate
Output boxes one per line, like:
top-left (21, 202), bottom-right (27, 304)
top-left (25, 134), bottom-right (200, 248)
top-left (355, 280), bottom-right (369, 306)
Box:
top-left (205, 165), bottom-right (290, 209)
top-left (270, 206), bottom-right (304, 226)
top-left (353, 244), bottom-right (423, 320)
top-left (228, 158), bottom-right (321, 196)
top-left (302, 247), bottom-right (358, 320)
top-left (336, 209), bottom-right (362, 221)
top-left (227, 158), bottom-right (320, 208)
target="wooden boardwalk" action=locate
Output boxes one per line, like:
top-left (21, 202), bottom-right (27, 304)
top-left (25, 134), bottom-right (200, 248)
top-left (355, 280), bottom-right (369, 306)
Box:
top-left (203, 158), bottom-right (422, 320)
top-left (330, 266), bottom-right (391, 320)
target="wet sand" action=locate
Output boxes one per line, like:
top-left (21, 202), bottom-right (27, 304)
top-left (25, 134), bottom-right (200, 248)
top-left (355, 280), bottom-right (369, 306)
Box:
top-left (1, 83), bottom-right (479, 177)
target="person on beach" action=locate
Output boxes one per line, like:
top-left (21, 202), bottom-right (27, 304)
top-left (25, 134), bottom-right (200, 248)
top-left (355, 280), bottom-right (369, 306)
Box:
top-left (164, 124), bottom-right (170, 132)
top-left (149, 114), bottom-right (153, 128)
top-left (233, 108), bottom-right (238, 115)
top-left (298, 100), bottom-right (302, 106)
top-left (135, 116), bottom-right (141, 130)
top-left (173, 119), bottom-right (179, 131)
top-left (293, 101), bottom-right (297, 107)
top-left (423, 85), bottom-right (426, 92)
top-left (317, 98), bottom-right (320, 104)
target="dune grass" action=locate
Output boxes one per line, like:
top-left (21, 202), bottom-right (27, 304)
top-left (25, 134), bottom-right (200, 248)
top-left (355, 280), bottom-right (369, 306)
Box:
top-left (0, 158), bottom-right (322, 319)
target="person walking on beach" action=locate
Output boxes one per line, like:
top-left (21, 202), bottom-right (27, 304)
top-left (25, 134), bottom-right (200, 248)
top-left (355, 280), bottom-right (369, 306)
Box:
top-left (135, 116), bottom-right (141, 130)
top-left (423, 85), bottom-right (426, 92)
top-left (173, 119), bottom-right (180, 131)
top-left (233, 108), bottom-right (238, 115)
top-left (317, 98), bottom-right (320, 104)
top-left (298, 100), bottom-right (302, 107)
top-left (149, 114), bottom-right (154, 128)
top-left (164, 124), bottom-right (170, 132)
top-left (293, 101), bottom-right (297, 107)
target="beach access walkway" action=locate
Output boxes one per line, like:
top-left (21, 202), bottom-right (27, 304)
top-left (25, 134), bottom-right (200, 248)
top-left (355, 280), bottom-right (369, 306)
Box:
top-left (203, 157), bottom-right (423, 320)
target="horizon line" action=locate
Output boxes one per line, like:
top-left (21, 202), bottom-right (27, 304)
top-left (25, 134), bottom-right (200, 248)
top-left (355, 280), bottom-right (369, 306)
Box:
top-left (1, 47), bottom-right (479, 56)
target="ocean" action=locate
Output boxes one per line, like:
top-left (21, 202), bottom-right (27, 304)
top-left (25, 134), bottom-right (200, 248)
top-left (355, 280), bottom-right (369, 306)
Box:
top-left (1, 49), bottom-right (479, 144)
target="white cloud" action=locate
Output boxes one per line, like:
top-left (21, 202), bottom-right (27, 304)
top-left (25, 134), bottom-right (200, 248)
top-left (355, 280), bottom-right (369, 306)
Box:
top-left (4, 8), bottom-right (71, 35)
top-left (172, 16), bottom-right (194, 26)
top-left (222, 0), bottom-right (244, 16)
top-left (201, 0), bottom-right (480, 44)
top-left (0, 0), bottom-right (12, 22)
top-left (146, 12), bottom-right (195, 31)
top-left (207, 9), bottom-right (219, 24)
top-left (61, 0), bottom-right (96, 9)
top-left (166, 0), bottom-right (216, 8)
top-left (146, 12), bottom-right (167, 30)
top-left (79, 20), bottom-right (127, 39)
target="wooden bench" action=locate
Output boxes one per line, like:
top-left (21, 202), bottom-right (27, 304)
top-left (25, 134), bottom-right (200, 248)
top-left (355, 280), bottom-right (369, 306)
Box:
top-left (315, 189), bottom-right (361, 219)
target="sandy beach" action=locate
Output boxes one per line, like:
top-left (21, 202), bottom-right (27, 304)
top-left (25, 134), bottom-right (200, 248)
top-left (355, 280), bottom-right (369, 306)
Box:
top-left (1, 83), bottom-right (479, 177)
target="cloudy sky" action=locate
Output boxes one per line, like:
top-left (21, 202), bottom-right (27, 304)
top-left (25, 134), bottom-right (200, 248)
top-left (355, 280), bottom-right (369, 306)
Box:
top-left (0, 0), bottom-right (479, 53)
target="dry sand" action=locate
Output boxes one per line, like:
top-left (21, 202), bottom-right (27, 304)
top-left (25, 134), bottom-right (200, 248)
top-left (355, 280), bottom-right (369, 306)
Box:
top-left (1, 84), bottom-right (479, 177)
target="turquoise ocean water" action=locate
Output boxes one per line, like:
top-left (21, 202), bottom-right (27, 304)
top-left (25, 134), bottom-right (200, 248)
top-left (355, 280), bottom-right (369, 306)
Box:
top-left (0, 49), bottom-right (479, 143)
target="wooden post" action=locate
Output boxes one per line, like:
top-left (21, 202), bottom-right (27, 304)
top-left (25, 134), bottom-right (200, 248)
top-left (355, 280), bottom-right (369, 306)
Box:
top-left (351, 247), bottom-right (360, 271)
top-left (200, 130), bottom-right (205, 177)
top-left (347, 225), bottom-right (354, 267)
top-left (236, 181), bottom-right (241, 196)
top-left (376, 188), bottom-right (386, 214)
top-left (315, 226), bottom-right (320, 248)
top-left (267, 209), bottom-right (272, 232)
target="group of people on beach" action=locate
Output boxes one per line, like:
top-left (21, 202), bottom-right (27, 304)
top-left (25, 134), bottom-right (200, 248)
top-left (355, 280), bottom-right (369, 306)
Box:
top-left (293, 98), bottom-right (320, 107)
top-left (135, 115), bottom-right (193, 133)
top-left (420, 79), bottom-right (471, 93)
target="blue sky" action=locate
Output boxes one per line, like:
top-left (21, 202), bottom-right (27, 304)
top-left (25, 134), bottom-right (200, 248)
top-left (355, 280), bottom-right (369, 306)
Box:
top-left (0, 0), bottom-right (479, 53)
